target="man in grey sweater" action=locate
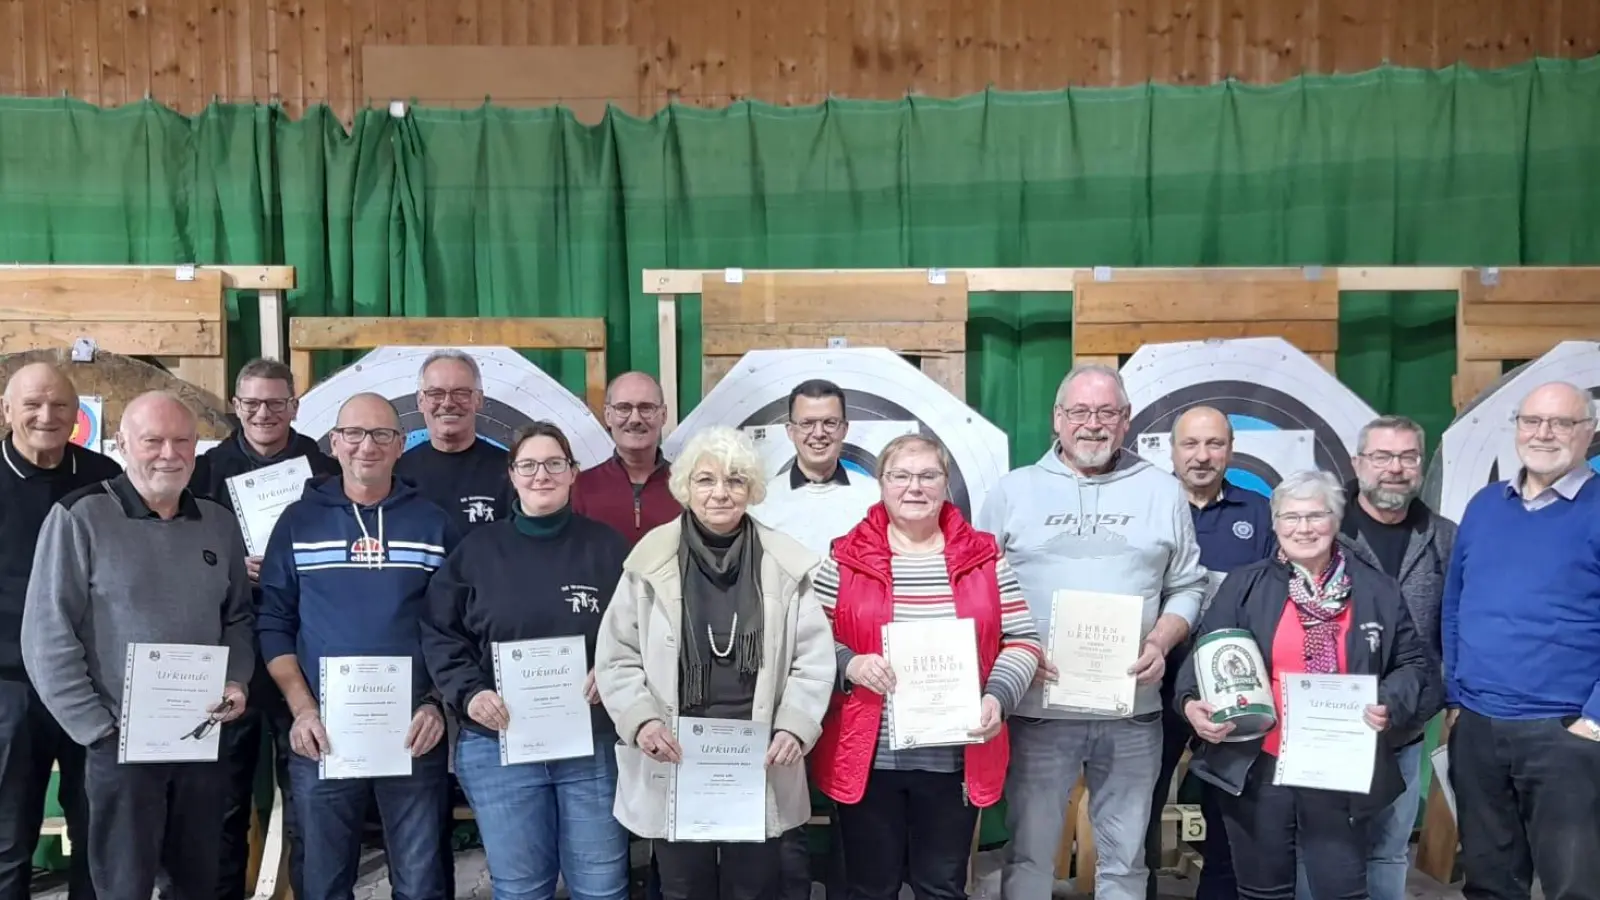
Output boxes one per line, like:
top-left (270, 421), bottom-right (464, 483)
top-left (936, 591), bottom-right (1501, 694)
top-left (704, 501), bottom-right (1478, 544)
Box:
top-left (22, 390), bottom-right (253, 900)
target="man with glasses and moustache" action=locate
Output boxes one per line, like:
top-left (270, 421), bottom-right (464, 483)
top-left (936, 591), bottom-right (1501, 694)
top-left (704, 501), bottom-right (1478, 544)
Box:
top-left (979, 364), bottom-right (1208, 900)
top-left (1286, 414), bottom-right (1452, 900)
top-left (396, 350), bottom-right (513, 537)
top-left (257, 393), bottom-right (457, 900)
top-left (574, 371), bottom-right (678, 547)
top-left (187, 358), bottom-right (340, 900)
top-left (1444, 382), bottom-right (1600, 900)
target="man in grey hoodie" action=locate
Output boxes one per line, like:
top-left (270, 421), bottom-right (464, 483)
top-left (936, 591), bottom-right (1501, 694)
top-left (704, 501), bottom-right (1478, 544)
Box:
top-left (22, 391), bottom-right (254, 900)
top-left (978, 364), bottom-right (1208, 900)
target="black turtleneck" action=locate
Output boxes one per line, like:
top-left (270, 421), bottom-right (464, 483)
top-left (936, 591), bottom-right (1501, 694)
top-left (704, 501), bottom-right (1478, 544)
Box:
top-left (421, 505), bottom-right (631, 740)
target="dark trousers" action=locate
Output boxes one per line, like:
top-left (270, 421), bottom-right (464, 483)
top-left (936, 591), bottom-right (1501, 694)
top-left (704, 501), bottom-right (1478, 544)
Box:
top-left (779, 825), bottom-right (811, 900)
top-left (1450, 709), bottom-right (1600, 900)
top-left (832, 769), bottom-right (979, 900)
top-left (1196, 781), bottom-right (1236, 900)
top-left (83, 739), bottom-right (229, 900)
top-left (0, 678), bottom-right (92, 900)
top-left (653, 834), bottom-right (784, 900)
top-left (1217, 756), bottom-right (1369, 900)
top-left (290, 745), bottom-right (451, 900)
top-left (1145, 703), bottom-right (1236, 900)
top-left (216, 677), bottom-right (299, 900)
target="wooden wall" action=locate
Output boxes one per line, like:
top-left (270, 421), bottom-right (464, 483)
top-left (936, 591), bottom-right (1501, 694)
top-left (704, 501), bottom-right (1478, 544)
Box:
top-left (3, 0), bottom-right (1599, 125)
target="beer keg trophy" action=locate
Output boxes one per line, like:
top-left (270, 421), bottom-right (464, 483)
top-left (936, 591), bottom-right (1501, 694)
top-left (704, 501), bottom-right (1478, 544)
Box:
top-left (1192, 628), bottom-right (1276, 741)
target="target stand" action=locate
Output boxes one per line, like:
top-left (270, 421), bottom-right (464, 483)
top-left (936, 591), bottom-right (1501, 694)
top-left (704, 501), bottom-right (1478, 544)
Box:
top-left (1453, 267), bottom-right (1600, 411)
top-left (287, 316), bottom-right (610, 418)
top-left (1070, 267), bottom-right (1341, 374)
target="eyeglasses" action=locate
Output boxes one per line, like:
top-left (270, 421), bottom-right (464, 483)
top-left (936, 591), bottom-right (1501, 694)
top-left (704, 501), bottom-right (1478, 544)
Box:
top-left (1274, 511), bottom-right (1334, 528)
top-left (608, 402), bottom-right (663, 420)
top-left (883, 469), bottom-right (946, 488)
top-left (691, 473), bottom-right (751, 493)
top-left (1059, 405), bottom-right (1127, 425)
top-left (236, 398), bottom-right (292, 414)
top-left (511, 458), bottom-right (572, 476)
top-left (1359, 451), bottom-right (1422, 468)
top-left (421, 388), bottom-right (478, 405)
top-left (1513, 414), bottom-right (1595, 437)
top-left (789, 417), bottom-right (844, 434)
top-left (331, 426), bottom-right (402, 446)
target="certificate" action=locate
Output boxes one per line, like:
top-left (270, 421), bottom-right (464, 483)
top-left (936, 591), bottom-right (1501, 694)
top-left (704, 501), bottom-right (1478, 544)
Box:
top-left (493, 636), bottom-right (594, 765)
top-left (668, 717), bottom-right (769, 842)
top-left (1273, 673), bottom-right (1379, 793)
top-left (319, 656), bottom-right (413, 780)
top-left (118, 643), bottom-right (229, 763)
top-left (226, 456), bottom-right (314, 555)
top-left (1044, 590), bottom-right (1143, 716)
top-left (882, 618), bottom-right (982, 748)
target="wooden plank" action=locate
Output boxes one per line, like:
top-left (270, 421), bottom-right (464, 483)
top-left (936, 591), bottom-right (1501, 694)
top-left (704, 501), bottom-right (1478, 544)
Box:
top-left (645, 267), bottom-right (1468, 295)
top-left (1073, 321), bottom-right (1340, 355)
top-left (0, 269), bottom-right (225, 321)
top-left (290, 350), bottom-right (315, 400)
top-left (1054, 778), bottom-right (1085, 880)
top-left (1459, 325), bottom-right (1600, 362)
top-left (1454, 361), bottom-right (1503, 411)
top-left (583, 349), bottom-right (607, 419)
top-left (701, 322), bottom-right (966, 355)
top-left (0, 321), bottom-right (222, 356)
top-left (1073, 354), bottom-right (1121, 369)
top-left (289, 317), bottom-right (607, 350)
top-left (1461, 300), bottom-right (1600, 328)
top-left (0, 265), bottom-right (295, 291)
top-left (170, 358), bottom-right (228, 404)
top-left (1311, 353), bottom-right (1338, 375)
top-left (1416, 718), bottom-right (1459, 883)
top-left (701, 356), bottom-right (741, 399)
top-left (700, 271), bottom-right (969, 325)
top-left (918, 353), bottom-right (967, 401)
top-left (1461, 267), bottom-right (1600, 305)
top-left (1074, 272), bottom-right (1339, 324)
top-left (657, 295), bottom-right (680, 435)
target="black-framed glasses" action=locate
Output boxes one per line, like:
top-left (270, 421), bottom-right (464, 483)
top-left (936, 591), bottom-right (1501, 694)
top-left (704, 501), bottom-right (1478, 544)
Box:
top-left (421, 388), bottom-right (478, 405)
top-left (789, 417), bottom-right (844, 434)
top-left (1059, 405), bottom-right (1127, 425)
top-left (510, 458), bottom-right (573, 476)
top-left (1359, 451), bottom-right (1423, 468)
top-left (331, 426), bottom-right (402, 446)
top-left (236, 398), bottom-right (292, 414)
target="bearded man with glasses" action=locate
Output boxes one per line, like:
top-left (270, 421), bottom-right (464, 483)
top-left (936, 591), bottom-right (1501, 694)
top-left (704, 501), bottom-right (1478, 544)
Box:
top-left (185, 358), bottom-right (340, 900)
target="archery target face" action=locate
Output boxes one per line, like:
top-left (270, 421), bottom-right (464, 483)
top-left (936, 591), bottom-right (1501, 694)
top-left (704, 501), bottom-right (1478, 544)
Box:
top-left (290, 346), bottom-right (615, 469)
top-left (662, 349), bottom-right (1009, 519)
top-left (71, 396), bottom-right (103, 449)
top-left (1425, 341), bottom-right (1600, 523)
top-left (1121, 338), bottom-right (1378, 498)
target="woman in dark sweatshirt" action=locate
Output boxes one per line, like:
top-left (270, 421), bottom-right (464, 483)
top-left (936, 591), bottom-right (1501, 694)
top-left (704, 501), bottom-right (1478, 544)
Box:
top-left (422, 421), bottom-right (630, 900)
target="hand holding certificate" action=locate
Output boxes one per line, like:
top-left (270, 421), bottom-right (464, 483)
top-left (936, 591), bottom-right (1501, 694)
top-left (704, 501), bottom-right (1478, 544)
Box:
top-left (668, 717), bottom-right (769, 842)
top-left (1273, 673), bottom-right (1380, 793)
top-left (882, 619), bottom-right (982, 748)
top-left (119, 643), bottom-right (232, 763)
top-left (492, 636), bottom-right (594, 765)
top-left (319, 656), bottom-right (414, 779)
top-left (1044, 590), bottom-right (1143, 716)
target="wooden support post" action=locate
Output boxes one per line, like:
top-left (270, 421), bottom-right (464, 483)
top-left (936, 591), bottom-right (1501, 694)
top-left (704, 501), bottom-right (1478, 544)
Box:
top-left (657, 295), bottom-right (679, 433)
top-left (1416, 718), bottom-right (1459, 884)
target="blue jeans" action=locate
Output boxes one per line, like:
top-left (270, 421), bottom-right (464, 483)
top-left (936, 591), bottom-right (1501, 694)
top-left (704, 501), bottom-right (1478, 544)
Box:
top-left (1293, 741), bottom-right (1423, 900)
top-left (454, 731), bottom-right (628, 900)
top-left (290, 745), bottom-right (451, 900)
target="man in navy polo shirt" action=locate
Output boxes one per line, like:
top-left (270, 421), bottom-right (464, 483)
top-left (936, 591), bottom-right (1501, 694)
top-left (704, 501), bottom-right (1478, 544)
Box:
top-left (1144, 406), bottom-right (1273, 900)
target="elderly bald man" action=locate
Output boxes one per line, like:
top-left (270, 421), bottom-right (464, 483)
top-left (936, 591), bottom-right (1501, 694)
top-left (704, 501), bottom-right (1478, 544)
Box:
top-left (22, 390), bottom-right (253, 900)
top-left (1444, 380), bottom-right (1600, 900)
top-left (0, 363), bottom-right (121, 900)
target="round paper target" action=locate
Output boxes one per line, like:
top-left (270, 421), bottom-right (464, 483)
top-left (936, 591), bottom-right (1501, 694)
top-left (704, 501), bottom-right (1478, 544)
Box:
top-left (1422, 341), bottom-right (1600, 524)
top-left (662, 349), bottom-right (1009, 520)
top-left (70, 397), bottom-right (102, 449)
top-left (291, 346), bottom-right (615, 469)
top-left (1120, 338), bottom-right (1378, 497)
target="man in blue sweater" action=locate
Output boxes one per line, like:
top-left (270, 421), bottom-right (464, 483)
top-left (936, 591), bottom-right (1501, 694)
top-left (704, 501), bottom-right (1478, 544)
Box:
top-left (1443, 380), bottom-right (1600, 900)
top-left (258, 393), bottom-right (458, 900)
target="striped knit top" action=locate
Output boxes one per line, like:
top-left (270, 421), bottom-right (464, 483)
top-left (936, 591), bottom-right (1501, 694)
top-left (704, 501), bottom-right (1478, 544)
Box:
top-left (812, 549), bottom-right (1042, 773)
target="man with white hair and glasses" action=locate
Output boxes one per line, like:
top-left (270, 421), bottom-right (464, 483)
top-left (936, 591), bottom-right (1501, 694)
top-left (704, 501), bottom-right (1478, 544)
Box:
top-left (979, 363), bottom-right (1209, 900)
top-left (1444, 381), bottom-right (1600, 900)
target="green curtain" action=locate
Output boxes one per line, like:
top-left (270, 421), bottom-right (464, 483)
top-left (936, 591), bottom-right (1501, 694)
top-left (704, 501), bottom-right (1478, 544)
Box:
top-left (7, 58), bottom-right (1600, 459)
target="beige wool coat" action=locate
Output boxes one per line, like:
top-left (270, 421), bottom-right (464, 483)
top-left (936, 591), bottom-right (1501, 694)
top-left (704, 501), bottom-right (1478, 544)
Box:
top-left (594, 515), bottom-right (836, 840)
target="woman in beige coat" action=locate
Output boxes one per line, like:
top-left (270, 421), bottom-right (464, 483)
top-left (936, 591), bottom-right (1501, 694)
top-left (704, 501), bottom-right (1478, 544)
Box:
top-left (595, 425), bottom-right (835, 900)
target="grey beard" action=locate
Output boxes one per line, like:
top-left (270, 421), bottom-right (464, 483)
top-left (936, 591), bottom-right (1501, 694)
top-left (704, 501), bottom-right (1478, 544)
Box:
top-left (1363, 485), bottom-right (1416, 512)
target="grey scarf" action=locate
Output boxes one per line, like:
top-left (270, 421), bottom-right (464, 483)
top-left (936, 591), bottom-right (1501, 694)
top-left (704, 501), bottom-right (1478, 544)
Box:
top-left (677, 511), bottom-right (765, 709)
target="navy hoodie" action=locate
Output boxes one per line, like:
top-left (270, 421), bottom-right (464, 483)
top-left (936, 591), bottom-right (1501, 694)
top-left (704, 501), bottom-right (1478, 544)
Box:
top-left (257, 474), bottom-right (459, 706)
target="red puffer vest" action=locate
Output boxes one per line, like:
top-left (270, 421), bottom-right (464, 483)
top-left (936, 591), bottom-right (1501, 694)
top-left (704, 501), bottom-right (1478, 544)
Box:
top-left (810, 501), bottom-right (1010, 807)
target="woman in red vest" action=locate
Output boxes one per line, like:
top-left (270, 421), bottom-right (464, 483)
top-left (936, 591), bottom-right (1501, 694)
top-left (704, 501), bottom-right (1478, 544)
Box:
top-left (809, 434), bottom-right (1043, 900)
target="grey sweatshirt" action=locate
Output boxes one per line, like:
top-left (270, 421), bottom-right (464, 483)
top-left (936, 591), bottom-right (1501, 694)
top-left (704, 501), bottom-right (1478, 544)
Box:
top-left (976, 446), bottom-right (1209, 719)
top-left (22, 475), bottom-right (255, 746)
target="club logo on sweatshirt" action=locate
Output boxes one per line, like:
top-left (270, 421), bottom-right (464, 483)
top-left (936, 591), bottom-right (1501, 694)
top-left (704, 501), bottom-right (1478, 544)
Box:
top-left (203, 550), bottom-right (218, 566)
top-left (349, 536), bottom-right (385, 565)
top-left (563, 584), bottom-right (602, 615)
top-left (462, 496), bottom-right (499, 524)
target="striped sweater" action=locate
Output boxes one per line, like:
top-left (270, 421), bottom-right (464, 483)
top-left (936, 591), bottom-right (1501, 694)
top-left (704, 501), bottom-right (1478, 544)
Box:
top-left (813, 549), bottom-right (1042, 772)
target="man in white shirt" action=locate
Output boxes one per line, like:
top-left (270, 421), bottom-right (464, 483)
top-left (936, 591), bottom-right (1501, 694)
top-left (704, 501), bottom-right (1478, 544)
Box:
top-left (747, 378), bottom-right (880, 900)
top-left (749, 379), bottom-right (882, 557)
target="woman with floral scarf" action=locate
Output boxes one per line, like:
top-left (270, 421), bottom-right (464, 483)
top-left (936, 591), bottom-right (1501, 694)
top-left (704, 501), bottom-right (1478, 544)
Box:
top-left (1173, 470), bottom-right (1437, 900)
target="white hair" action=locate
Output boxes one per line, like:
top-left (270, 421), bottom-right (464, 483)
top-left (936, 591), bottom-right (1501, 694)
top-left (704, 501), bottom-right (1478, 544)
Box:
top-left (668, 426), bottom-right (768, 507)
top-left (1516, 380), bottom-right (1598, 421)
top-left (1055, 362), bottom-right (1131, 408)
top-left (417, 349), bottom-right (483, 389)
top-left (1270, 470), bottom-right (1346, 522)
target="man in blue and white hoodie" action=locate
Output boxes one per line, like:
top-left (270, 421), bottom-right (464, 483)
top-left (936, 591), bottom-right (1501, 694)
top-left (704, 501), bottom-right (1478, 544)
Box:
top-left (258, 393), bottom-right (458, 900)
top-left (978, 364), bottom-right (1208, 900)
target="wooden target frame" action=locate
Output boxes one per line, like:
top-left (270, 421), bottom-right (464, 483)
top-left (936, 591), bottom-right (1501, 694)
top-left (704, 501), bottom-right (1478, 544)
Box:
top-left (1454, 266), bottom-right (1600, 411)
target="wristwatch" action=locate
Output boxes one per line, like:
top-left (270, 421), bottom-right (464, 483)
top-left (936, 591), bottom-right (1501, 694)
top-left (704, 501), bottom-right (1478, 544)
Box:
top-left (1580, 718), bottom-right (1600, 741)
